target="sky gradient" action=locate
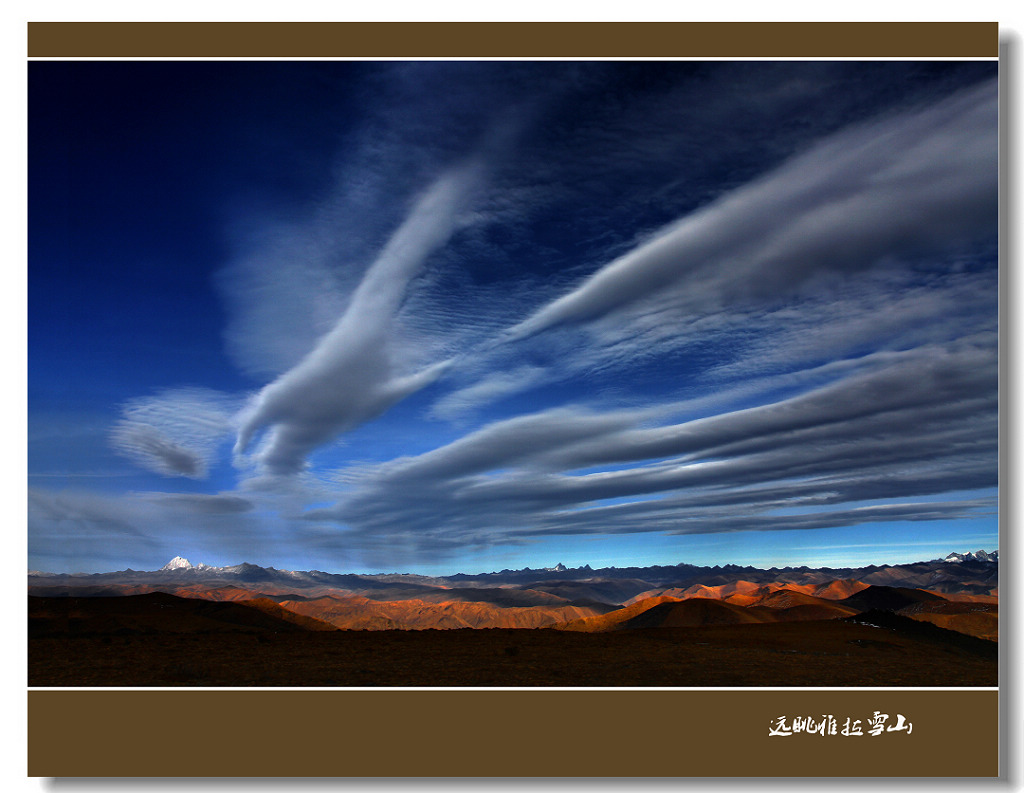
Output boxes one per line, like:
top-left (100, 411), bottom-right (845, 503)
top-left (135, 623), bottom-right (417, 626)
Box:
top-left (28, 60), bottom-right (998, 575)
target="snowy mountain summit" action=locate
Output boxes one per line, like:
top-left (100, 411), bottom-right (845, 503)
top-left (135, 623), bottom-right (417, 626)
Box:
top-left (159, 556), bottom-right (211, 572)
top-left (943, 549), bottom-right (998, 564)
top-left (160, 556), bottom-right (193, 571)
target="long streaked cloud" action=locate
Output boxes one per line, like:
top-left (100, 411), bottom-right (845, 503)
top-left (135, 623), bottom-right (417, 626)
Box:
top-left (304, 338), bottom-right (996, 558)
top-left (505, 79), bottom-right (996, 342)
top-left (143, 493), bottom-right (255, 515)
top-left (233, 160), bottom-right (485, 476)
top-left (428, 365), bottom-right (556, 421)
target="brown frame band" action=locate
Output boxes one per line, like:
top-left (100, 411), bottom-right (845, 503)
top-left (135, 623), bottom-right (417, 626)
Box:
top-left (29, 689), bottom-right (999, 777)
top-left (28, 21), bottom-right (998, 58)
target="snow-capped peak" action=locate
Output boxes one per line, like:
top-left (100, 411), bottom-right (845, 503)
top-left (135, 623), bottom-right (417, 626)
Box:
top-left (160, 556), bottom-right (194, 571)
top-left (942, 549), bottom-right (998, 564)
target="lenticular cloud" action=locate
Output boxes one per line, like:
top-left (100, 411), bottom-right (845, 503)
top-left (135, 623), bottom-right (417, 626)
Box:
top-left (234, 160), bottom-right (483, 476)
top-left (508, 79), bottom-right (997, 341)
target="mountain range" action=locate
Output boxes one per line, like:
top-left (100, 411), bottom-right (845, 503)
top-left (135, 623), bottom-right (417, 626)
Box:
top-left (28, 551), bottom-right (997, 639)
top-left (943, 550), bottom-right (998, 563)
top-left (28, 550), bottom-right (999, 687)
top-left (29, 550), bottom-right (999, 594)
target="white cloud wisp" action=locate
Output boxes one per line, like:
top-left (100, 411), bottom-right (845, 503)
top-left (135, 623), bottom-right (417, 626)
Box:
top-left (233, 160), bottom-right (484, 476)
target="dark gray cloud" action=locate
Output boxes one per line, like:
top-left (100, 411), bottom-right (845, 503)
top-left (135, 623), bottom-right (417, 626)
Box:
top-left (110, 424), bottom-right (204, 477)
top-left (304, 339), bottom-right (996, 557)
top-left (525, 500), bottom-right (997, 539)
top-left (144, 493), bottom-right (255, 515)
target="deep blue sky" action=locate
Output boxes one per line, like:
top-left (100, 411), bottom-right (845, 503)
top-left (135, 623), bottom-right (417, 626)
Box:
top-left (28, 60), bottom-right (998, 574)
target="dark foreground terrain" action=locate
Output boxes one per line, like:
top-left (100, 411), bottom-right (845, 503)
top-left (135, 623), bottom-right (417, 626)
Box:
top-left (29, 593), bottom-right (997, 687)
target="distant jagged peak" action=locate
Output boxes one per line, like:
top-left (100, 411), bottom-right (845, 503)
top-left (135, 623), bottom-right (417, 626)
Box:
top-left (942, 549), bottom-right (998, 564)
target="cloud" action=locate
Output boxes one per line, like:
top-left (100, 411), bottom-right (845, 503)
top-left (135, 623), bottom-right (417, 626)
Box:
top-left (304, 338), bottom-right (995, 560)
top-left (28, 487), bottom-right (282, 572)
top-left (698, 270), bottom-right (997, 383)
top-left (214, 63), bottom-right (550, 384)
top-left (143, 493), bottom-right (254, 515)
top-left (216, 227), bottom-right (355, 379)
top-left (28, 488), bottom-right (165, 572)
top-left (428, 365), bottom-right (550, 421)
top-left (233, 160), bottom-right (485, 475)
top-left (337, 406), bottom-right (642, 488)
top-left (110, 388), bottom-right (239, 478)
top-left (505, 79), bottom-right (997, 342)
top-left (38, 65), bottom-right (997, 574)
top-left (407, 80), bottom-right (997, 425)
top-left (532, 341), bottom-right (996, 474)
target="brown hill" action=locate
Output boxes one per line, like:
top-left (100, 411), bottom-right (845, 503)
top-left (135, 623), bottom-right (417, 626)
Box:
top-left (241, 598), bottom-right (339, 631)
top-left (625, 587), bottom-right (694, 605)
top-left (621, 598), bottom-right (769, 629)
top-left (627, 579), bottom-right (871, 608)
top-left (940, 592), bottom-right (998, 604)
top-left (810, 579), bottom-right (870, 600)
top-left (172, 584), bottom-right (284, 602)
top-left (556, 595), bottom-right (686, 632)
top-left (839, 585), bottom-right (947, 613)
top-left (746, 590), bottom-right (858, 622)
top-left (28, 584), bottom-right (163, 598)
top-left (897, 600), bottom-right (998, 642)
top-left (274, 595), bottom-right (608, 630)
top-left (721, 584), bottom-right (802, 606)
top-left (29, 593), bottom-right (998, 687)
top-left (396, 586), bottom-right (594, 609)
top-left (565, 590), bottom-right (865, 632)
top-left (28, 582), bottom-right (352, 602)
top-left (563, 596), bottom-right (768, 632)
top-left (679, 584), bottom-right (725, 600)
top-left (751, 589), bottom-right (819, 609)
top-left (629, 581), bottom-right (801, 606)
top-left (693, 580), bottom-right (797, 599)
top-left (28, 592), bottom-right (317, 636)
top-left (527, 578), bottom-right (654, 606)
top-left (843, 609), bottom-right (998, 657)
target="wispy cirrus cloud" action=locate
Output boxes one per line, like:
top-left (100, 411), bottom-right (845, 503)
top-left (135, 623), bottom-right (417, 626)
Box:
top-left (110, 388), bottom-right (240, 479)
